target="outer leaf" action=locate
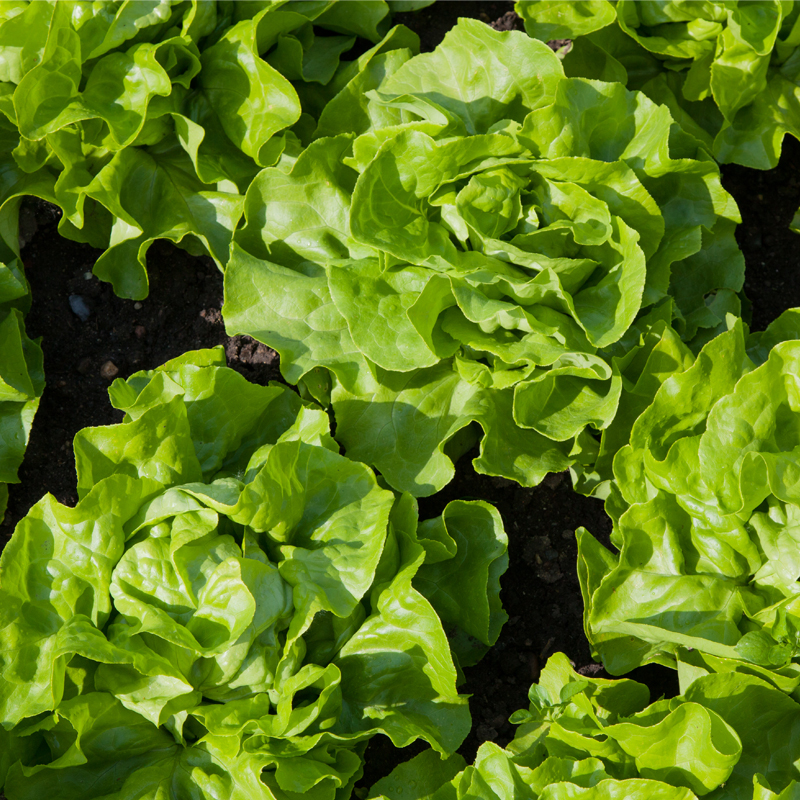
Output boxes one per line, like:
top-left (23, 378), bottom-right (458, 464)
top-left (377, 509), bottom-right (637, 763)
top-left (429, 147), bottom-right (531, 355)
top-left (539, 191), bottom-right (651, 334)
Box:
top-left (685, 672), bottom-right (800, 799)
top-left (223, 14), bottom-right (742, 499)
top-left (84, 145), bottom-right (243, 299)
top-left (197, 8), bottom-right (301, 164)
top-left (378, 18), bottom-right (564, 134)
top-left (223, 244), bottom-right (366, 389)
top-left (0, 307), bottom-right (43, 488)
top-left (605, 702), bottom-right (740, 795)
top-left (2, 349), bottom-right (499, 795)
top-left (516, 1), bottom-right (617, 41)
top-left (236, 134), bottom-right (367, 265)
top-left (414, 500), bottom-right (508, 667)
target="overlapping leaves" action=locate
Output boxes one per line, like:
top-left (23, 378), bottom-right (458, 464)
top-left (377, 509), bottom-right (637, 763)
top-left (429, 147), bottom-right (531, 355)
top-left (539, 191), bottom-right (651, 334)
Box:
top-left (516, 0), bottom-right (800, 173)
top-left (575, 309), bottom-right (800, 680)
top-left (0, 0), bottom-right (424, 299)
top-left (224, 17), bottom-right (744, 497)
top-left (0, 261), bottom-right (41, 524)
top-left (0, 205), bottom-right (42, 525)
top-left (0, 347), bottom-right (508, 799)
top-left (5, 3), bottom-right (800, 797)
top-left (368, 652), bottom-right (800, 800)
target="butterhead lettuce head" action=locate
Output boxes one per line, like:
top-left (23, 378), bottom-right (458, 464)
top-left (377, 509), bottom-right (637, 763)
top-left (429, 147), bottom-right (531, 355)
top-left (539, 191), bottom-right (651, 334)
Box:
top-left (577, 309), bottom-right (800, 680)
top-left (224, 17), bottom-right (745, 498)
top-left (0, 0), bottom-right (423, 299)
top-left (0, 348), bottom-right (508, 799)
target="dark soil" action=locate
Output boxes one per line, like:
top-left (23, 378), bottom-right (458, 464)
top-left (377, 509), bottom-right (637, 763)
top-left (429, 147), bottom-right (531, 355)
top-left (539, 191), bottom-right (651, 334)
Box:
top-left (721, 135), bottom-right (800, 333)
top-left (2, 2), bottom-right (800, 796)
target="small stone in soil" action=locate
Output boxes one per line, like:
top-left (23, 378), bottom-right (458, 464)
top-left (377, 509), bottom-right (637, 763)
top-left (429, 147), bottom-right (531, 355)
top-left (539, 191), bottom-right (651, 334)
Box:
top-left (225, 339), bottom-right (240, 360)
top-left (134, 325), bottom-right (146, 338)
top-left (248, 343), bottom-right (277, 365)
top-left (68, 295), bottom-right (92, 321)
top-left (536, 562), bottom-right (563, 584)
top-left (134, 302), bottom-right (142, 310)
top-left (101, 360), bottom-right (119, 379)
top-left (490, 10), bottom-right (522, 31)
top-left (77, 357), bottom-right (92, 375)
top-left (200, 308), bottom-right (222, 324)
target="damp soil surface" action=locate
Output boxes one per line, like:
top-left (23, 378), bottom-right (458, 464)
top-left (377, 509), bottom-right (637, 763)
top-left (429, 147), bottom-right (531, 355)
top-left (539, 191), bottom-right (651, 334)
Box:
top-left (2, 2), bottom-right (800, 795)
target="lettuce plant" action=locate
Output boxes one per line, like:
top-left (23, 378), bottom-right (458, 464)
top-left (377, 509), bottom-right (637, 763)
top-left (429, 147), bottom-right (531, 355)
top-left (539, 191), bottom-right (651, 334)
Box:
top-left (515, 1), bottom-right (800, 173)
top-left (368, 651), bottom-right (800, 800)
top-left (576, 309), bottom-right (800, 677)
top-left (223, 17), bottom-right (745, 497)
top-left (0, 0), bottom-right (422, 299)
top-left (0, 257), bottom-right (42, 524)
top-left (0, 348), bottom-right (508, 799)
top-left (0, 188), bottom-right (43, 526)
top-left (0, 121), bottom-right (49, 523)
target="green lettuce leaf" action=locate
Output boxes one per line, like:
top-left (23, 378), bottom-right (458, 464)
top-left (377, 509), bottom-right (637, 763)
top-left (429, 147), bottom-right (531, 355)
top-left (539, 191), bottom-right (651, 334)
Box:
top-left (0, 256), bottom-right (43, 523)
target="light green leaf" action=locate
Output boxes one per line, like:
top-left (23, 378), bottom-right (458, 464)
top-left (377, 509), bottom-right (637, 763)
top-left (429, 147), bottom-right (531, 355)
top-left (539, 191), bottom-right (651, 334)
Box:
top-left (516, 1), bottom-right (617, 41)
top-left (198, 8), bottom-right (301, 164)
top-left (379, 18), bottom-right (564, 134)
top-left (84, 144), bottom-right (243, 299)
top-left (414, 500), bottom-right (508, 666)
top-left (335, 525), bottom-right (470, 755)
